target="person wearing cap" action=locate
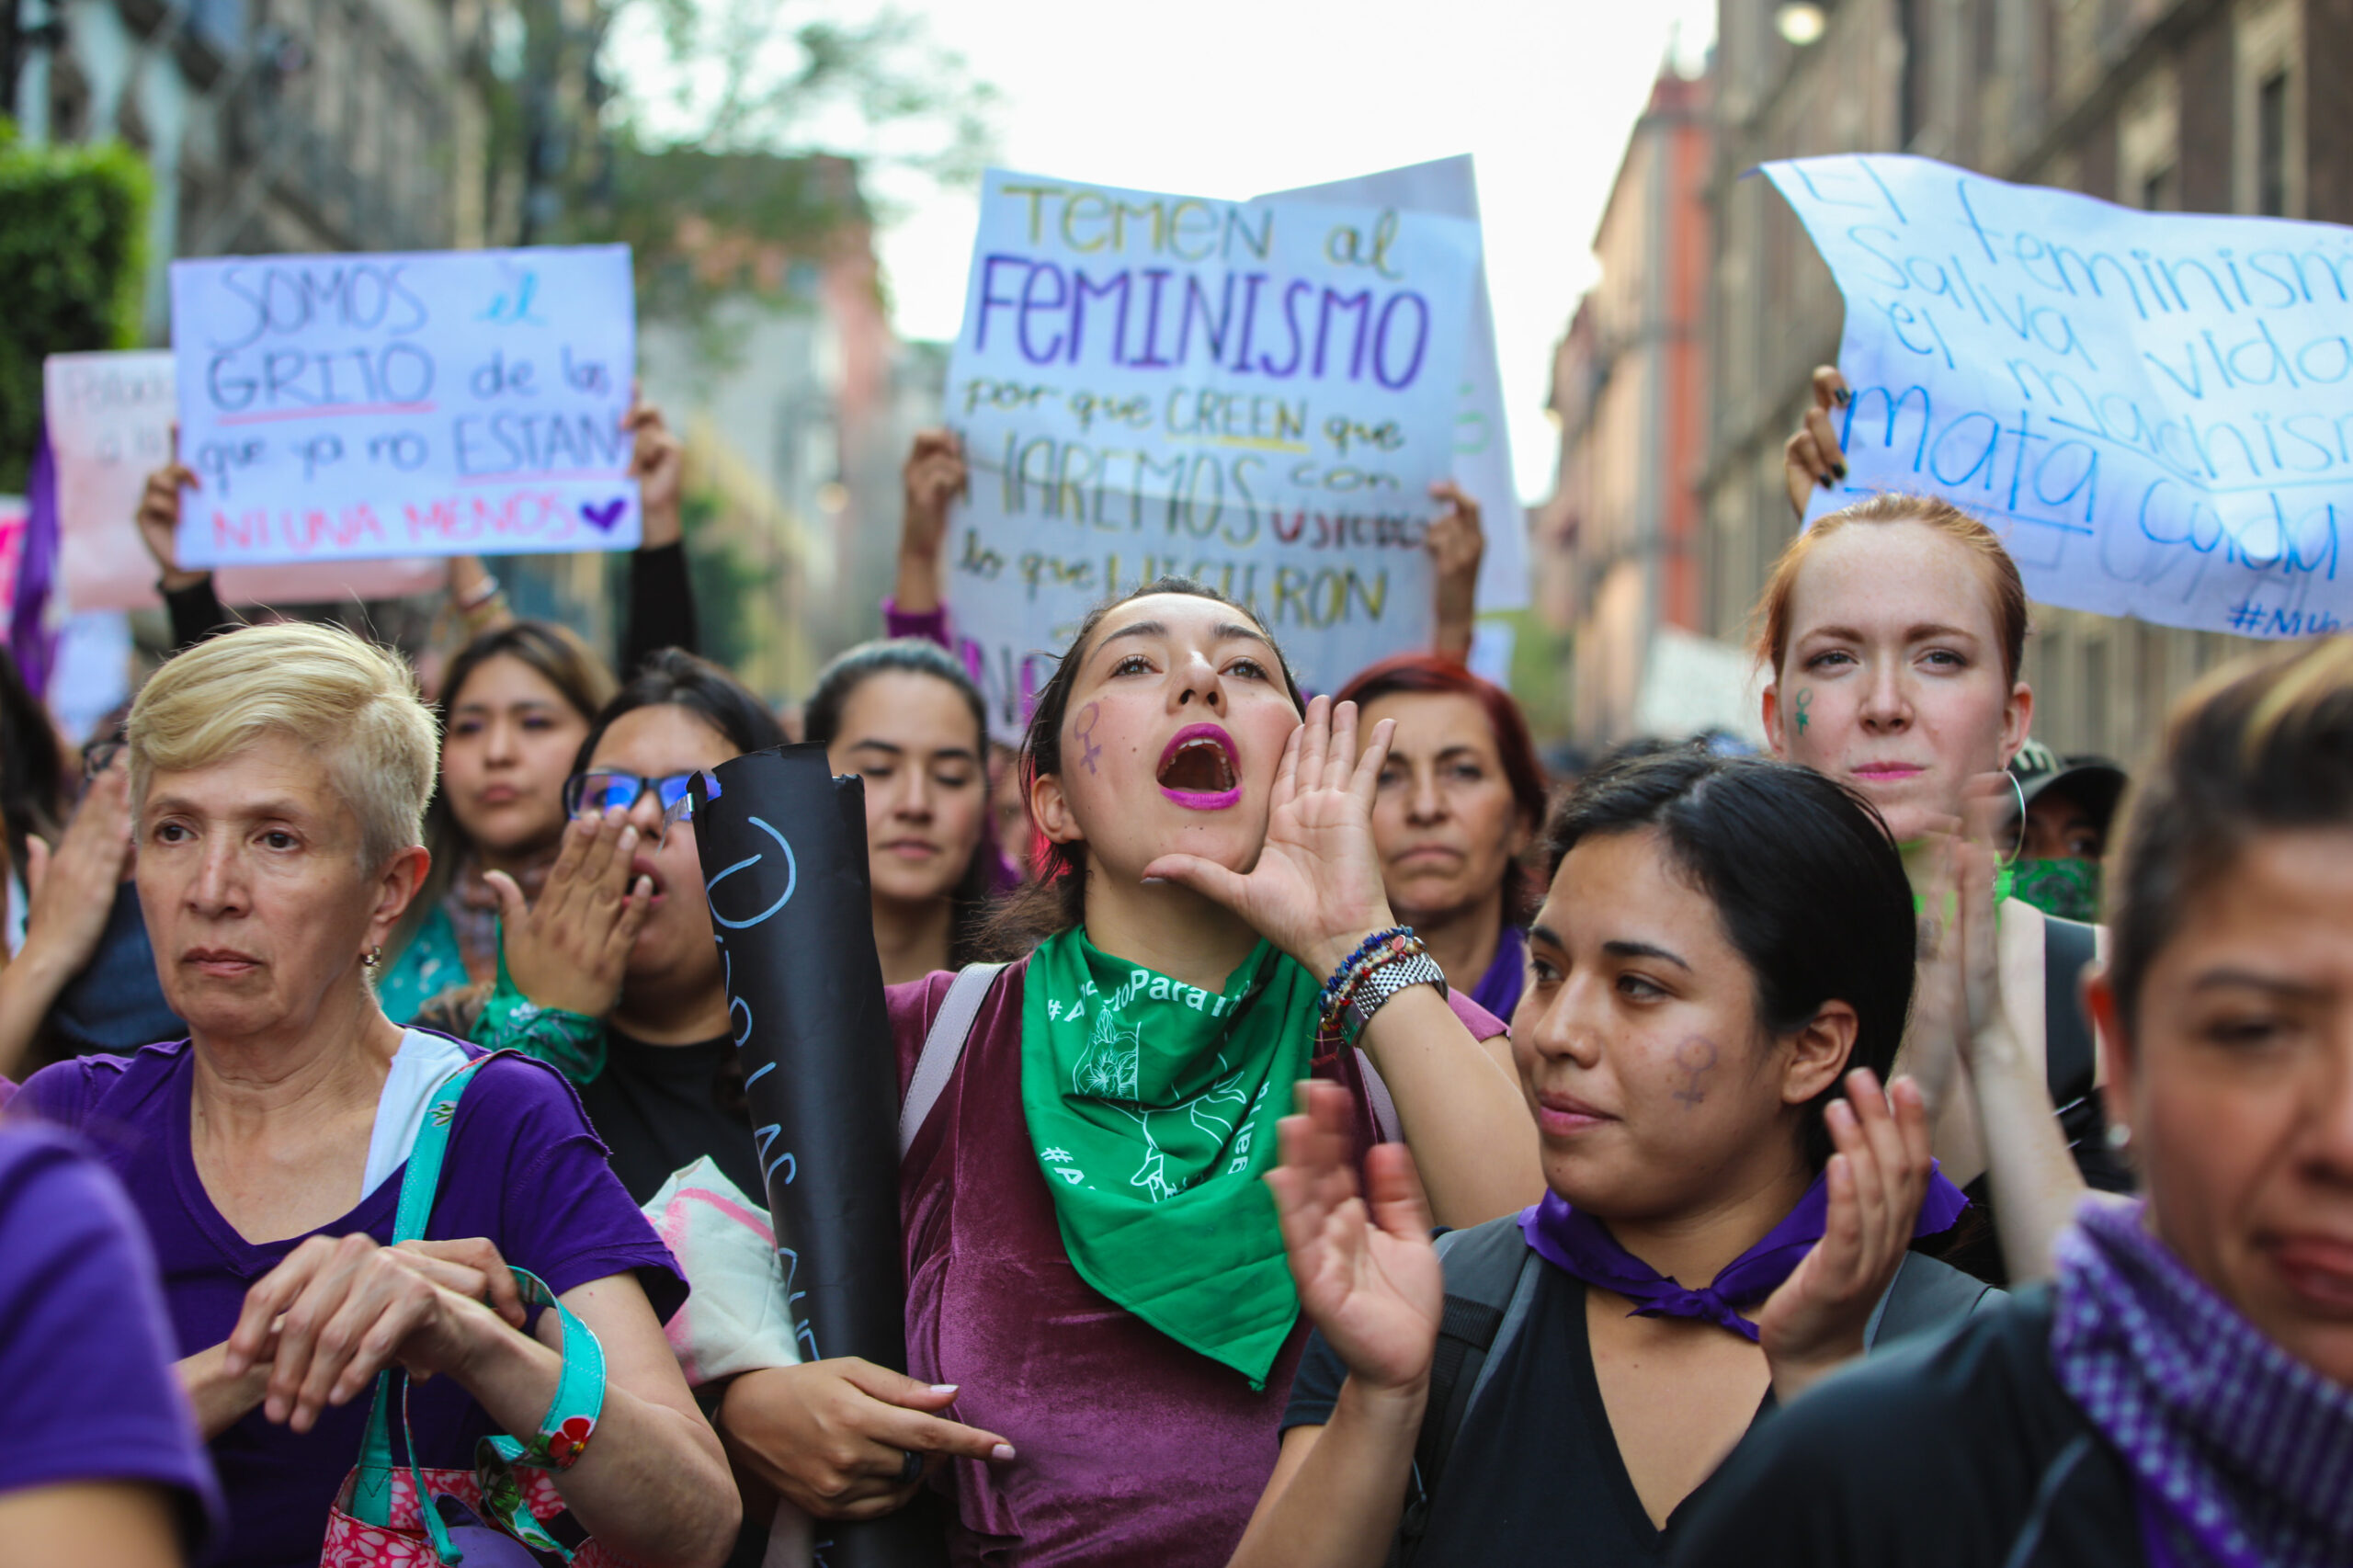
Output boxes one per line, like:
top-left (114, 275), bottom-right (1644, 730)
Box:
top-left (2005, 741), bottom-right (2128, 925)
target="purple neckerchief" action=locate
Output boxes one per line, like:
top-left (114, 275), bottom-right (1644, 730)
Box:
top-left (1469, 924), bottom-right (1528, 1025)
top-left (1518, 1163), bottom-right (1970, 1343)
top-left (2052, 1199), bottom-right (2353, 1568)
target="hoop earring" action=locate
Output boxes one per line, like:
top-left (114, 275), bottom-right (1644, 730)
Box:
top-left (2003, 768), bottom-right (2029, 868)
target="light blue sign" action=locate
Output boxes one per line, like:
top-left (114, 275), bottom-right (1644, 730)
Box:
top-left (1765, 153), bottom-right (2353, 639)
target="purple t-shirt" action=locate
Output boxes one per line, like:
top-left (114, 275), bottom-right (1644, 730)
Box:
top-left (18, 1040), bottom-right (686, 1568)
top-left (0, 1121), bottom-right (222, 1546)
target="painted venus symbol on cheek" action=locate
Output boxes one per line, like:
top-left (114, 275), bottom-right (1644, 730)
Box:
top-left (1672, 1036), bottom-right (1721, 1107)
top-left (1795, 687), bottom-right (1813, 734)
top-left (1075, 700), bottom-right (1104, 775)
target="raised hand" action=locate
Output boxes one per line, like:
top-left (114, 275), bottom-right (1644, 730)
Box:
top-left (20, 764), bottom-right (133, 975)
top-left (1426, 480), bottom-right (1483, 665)
top-left (489, 808), bottom-right (652, 1018)
top-left (895, 429), bottom-right (967, 615)
top-left (623, 390), bottom-right (686, 547)
top-left (1755, 1069), bottom-right (1934, 1402)
top-left (1266, 1079), bottom-right (1444, 1398)
top-left (1783, 365), bottom-right (1849, 518)
top-left (1142, 695), bottom-right (1399, 979)
top-left (134, 425), bottom-right (208, 591)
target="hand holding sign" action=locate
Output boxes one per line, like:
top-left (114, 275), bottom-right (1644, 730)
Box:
top-left (625, 392), bottom-right (685, 548)
top-left (136, 430), bottom-right (208, 593)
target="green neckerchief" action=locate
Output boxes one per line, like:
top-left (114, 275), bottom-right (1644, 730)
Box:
top-left (1020, 928), bottom-right (1318, 1386)
top-left (2010, 857), bottom-right (2102, 923)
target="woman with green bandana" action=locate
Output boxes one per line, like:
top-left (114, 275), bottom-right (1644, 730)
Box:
top-left (1772, 366), bottom-right (2135, 1289)
top-left (711, 577), bottom-right (1541, 1567)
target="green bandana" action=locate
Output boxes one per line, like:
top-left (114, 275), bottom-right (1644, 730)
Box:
top-left (1020, 927), bottom-right (1319, 1385)
top-left (2010, 857), bottom-right (2103, 923)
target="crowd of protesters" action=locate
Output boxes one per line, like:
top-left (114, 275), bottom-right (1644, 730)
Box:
top-left (0, 365), bottom-right (2346, 1568)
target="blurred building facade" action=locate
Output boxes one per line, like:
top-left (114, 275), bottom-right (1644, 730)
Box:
top-left (1700, 0), bottom-right (2321, 758)
top-left (1533, 63), bottom-right (1714, 745)
top-left (17, 0), bottom-right (492, 336)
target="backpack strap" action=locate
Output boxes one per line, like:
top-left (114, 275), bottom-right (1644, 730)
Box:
top-left (899, 962), bottom-right (1008, 1159)
top-left (1862, 1251), bottom-right (2002, 1352)
top-left (1394, 1214), bottom-right (1539, 1566)
top-left (2040, 915), bottom-right (2099, 1110)
top-left (1354, 1049), bottom-right (1404, 1144)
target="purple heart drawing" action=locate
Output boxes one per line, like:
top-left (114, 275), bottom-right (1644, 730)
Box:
top-left (581, 498), bottom-right (628, 532)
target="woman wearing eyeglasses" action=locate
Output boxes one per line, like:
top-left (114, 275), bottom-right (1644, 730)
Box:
top-left (469, 649), bottom-right (787, 1205)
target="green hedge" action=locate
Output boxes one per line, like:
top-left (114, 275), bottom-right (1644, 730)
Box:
top-left (0, 123), bottom-right (152, 493)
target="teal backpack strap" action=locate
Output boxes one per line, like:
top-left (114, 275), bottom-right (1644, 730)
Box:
top-left (350, 1053), bottom-right (494, 1557)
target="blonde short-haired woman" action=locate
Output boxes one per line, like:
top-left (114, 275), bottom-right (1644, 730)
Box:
top-left (18, 621), bottom-right (738, 1568)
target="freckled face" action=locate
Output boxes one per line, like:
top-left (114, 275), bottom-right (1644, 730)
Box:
top-left (1514, 828), bottom-right (1829, 1221)
top-left (1032, 594), bottom-right (1302, 886)
top-left (2097, 831), bottom-right (2353, 1385)
top-left (1766, 521), bottom-right (2030, 843)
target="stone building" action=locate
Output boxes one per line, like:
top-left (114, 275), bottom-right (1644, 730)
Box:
top-left (1534, 62), bottom-right (1717, 745)
top-left (1700, 0), bottom-right (2324, 758)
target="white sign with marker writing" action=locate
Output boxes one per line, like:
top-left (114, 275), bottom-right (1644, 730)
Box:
top-left (170, 245), bottom-right (640, 567)
top-left (944, 169), bottom-right (1483, 738)
top-left (1767, 153), bottom-right (2353, 639)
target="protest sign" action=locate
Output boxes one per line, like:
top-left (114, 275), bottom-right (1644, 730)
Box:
top-left (169, 245), bottom-right (640, 568)
top-left (0, 495), bottom-right (25, 638)
top-left (1263, 156), bottom-right (1529, 614)
top-left (944, 169), bottom-right (1483, 736)
top-left (1765, 153), bottom-right (2353, 639)
top-left (45, 351), bottom-right (442, 610)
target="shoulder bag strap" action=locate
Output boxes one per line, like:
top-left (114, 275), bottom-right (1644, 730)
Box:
top-left (899, 963), bottom-right (1007, 1159)
top-left (351, 1053), bottom-right (495, 1540)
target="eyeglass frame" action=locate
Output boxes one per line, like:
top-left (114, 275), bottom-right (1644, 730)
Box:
top-left (561, 768), bottom-right (701, 843)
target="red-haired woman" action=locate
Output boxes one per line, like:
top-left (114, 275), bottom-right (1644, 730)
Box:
top-left (1334, 655), bottom-right (1547, 1023)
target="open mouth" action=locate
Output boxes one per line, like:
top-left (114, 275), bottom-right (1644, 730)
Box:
top-left (1156, 723), bottom-right (1242, 810)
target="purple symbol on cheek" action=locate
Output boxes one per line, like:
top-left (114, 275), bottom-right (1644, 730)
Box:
top-left (581, 498), bottom-right (628, 532)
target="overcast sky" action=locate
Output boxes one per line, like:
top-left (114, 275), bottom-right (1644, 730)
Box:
top-left (867, 1), bottom-right (1718, 500)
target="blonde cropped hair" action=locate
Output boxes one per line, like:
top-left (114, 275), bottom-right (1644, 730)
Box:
top-left (129, 622), bottom-right (438, 869)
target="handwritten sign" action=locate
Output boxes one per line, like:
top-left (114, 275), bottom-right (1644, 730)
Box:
top-left (945, 169), bottom-right (1483, 735)
top-left (169, 245), bottom-right (640, 567)
top-left (44, 351), bottom-right (442, 609)
top-left (1766, 153), bottom-right (2353, 638)
top-left (1263, 156), bottom-right (1529, 614)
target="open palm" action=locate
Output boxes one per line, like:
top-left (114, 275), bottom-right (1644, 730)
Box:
top-left (1267, 1081), bottom-right (1444, 1393)
top-left (1145, 696), bottom-right (1398, 978)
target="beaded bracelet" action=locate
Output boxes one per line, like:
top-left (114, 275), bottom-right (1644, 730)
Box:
top-left (1318, 927), bottom-right (1448, 1044)
top-left (1318, 926), bottom-right (1409, 1020)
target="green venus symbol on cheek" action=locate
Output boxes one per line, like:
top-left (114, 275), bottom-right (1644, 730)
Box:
top-left (1795, 688), bottom-right (1813, 734)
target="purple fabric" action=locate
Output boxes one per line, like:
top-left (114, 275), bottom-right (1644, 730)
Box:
top-left (891, 960), bottom-right (1501, 1567)
top-left (9, 424), bottom-right (60, 695)
top-left (1519, 1163), bottom-right (1972, 1343)
top-left (1468, 923), bottom-right (1528, 1024)
top-left (17, 1040), bottom-right (686, 1568)
top-left (0, 1122), bottom-right (222, 1546)
top-left (881, 594), bottom-right (952, 651)
top-left (2052, 1198), bottom-right (2353, 1568)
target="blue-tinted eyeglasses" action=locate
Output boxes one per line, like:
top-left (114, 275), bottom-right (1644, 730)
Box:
top-left (563, 769), bottom-right (699, 841)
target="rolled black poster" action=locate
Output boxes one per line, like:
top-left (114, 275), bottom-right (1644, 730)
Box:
top-left (689, 745), bottom-right (945, 1568)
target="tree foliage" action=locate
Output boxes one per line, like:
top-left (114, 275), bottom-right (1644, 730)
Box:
top-left (0, 123), bottom-right (151, 492)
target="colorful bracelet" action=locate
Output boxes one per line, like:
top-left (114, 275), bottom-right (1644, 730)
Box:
top-left (1318, 927), bottom-right (1447, 1044)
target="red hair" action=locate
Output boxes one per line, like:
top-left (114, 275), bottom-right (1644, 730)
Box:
top-left (1336, 653), bottom-right (1549, 921)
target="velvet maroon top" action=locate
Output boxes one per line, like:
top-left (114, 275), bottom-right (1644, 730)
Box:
top-left (891, 956), bottom-right (1504, 1567)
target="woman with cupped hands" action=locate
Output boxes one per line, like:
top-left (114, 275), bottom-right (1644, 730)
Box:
top-left (717, 577), bottom-right (1541, 1567)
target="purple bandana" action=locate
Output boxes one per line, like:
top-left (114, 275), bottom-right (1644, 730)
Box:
top-left (2052, 1199), bottom-right (2353, 1568)
top-left (1518, 1163), bottom-right (1970, 1342)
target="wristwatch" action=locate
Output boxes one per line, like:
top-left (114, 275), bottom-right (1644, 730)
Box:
top-left (1346, 950), bottom-right (1449, 1040)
